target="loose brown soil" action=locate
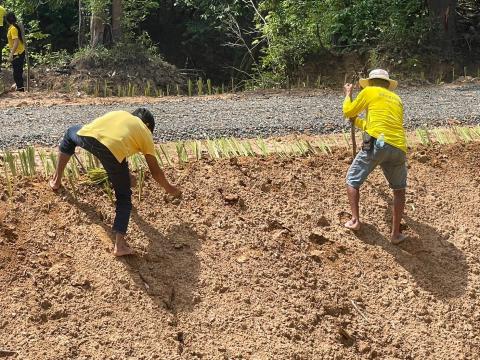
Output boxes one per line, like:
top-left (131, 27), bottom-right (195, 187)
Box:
top-left (1, 143), bottom-right (480, 359)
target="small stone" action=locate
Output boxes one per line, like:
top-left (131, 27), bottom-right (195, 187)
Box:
top-left (236, 254), bottom-right (248, 263)
top-left (309, 249), bottom-right (322, 262)
top-left (47, 231), bottom-right (56, 239)
top-left (224, 194), bottom-right (239, 204)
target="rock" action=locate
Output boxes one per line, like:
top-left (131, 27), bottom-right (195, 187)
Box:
top-left (236, 254), bottom-right (249, 263)
top-left (309, 249), bottom-right (322, 263)
top-left (224, 194), bottom-right (239, 204)
top-left (47, 231), bottom-right (56, 239)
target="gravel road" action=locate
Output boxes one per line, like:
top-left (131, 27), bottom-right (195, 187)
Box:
top-left (0, 84), bottom-right (479, 148)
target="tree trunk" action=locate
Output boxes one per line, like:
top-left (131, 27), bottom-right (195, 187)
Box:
top-left (112, 0), bottom-right (123, 42)
top-left (426, 0), bottom-right (457, 59)
top-left (78, 0), bottom-right (86, 47)
top-left (90, 2), bottom-right (108, 47)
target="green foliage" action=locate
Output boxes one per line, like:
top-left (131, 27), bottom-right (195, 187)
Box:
top-left (256, 0), bottom-right (437, 77)
top-left (73, 36), bottom-right (162, 69)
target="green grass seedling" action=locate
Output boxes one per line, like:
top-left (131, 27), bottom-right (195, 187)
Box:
top-left (176, 142), bottom-right (189, 164)
top-left (4, 151), bottom-right (17, 178)
top-left (159, 144), bottom-right (173, 166)
top-left (188, 79), bottom-right (193, 96)
top-left (256, 138), bottom-right (269, 157)
top-left (4, 165), bottom-right (13, 197)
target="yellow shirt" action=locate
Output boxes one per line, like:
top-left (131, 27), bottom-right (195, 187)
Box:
top-left (7, 25), bottom-right (25, 55)
top-left (0, 7), bottom-right (6, 27)
top-left (343, 86), bottom-right (407, 153)
top-left (78, 111), bottom-right (156, 163)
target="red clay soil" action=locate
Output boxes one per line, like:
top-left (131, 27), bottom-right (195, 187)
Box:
top-left (1, 143), bottom-right (480, 359)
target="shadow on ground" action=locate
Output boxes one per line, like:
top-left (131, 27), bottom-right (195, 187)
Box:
top-left (355, 217), bottom-right (468, 299)
top-left (66, 194), bottom-right (201, 314)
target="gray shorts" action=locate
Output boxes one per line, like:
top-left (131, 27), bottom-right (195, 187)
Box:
top-left (346, 142), bottom-right (407, 190)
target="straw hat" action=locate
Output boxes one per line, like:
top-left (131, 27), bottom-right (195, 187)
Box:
top-left (359, 69), bottom-right (398, 90)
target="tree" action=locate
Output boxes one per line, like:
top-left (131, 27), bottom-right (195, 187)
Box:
top-left (89, 0), bottom-right (110, 47)
top-left (112, 0), bottom-right (123, 41)
top-left (426, 0), bottom-right (457, 58)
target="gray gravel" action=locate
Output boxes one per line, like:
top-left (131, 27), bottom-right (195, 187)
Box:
top-left (0, 84), bottom-right (479, 148)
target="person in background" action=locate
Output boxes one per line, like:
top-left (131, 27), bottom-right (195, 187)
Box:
top-left (342, 69), bottom-right (408, 244)
top-left (49, 108), bottom-right (181, 257)
top-left (0, 1), bottom-right (6, 69)
top-left (6, 11), bottom-right (25, 91)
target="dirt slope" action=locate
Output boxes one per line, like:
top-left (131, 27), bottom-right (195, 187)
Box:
top-left (1, 143), bottom-right (480, 359)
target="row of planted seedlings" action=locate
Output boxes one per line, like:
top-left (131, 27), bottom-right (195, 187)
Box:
top-left (0, 137), bottom-right (335, 201)
top-left (56, 73), bottom-right (337, 99)
top-left (52, 78), bottom-right (235, 98)
top-left (2, 126), bottom-right (480, 201)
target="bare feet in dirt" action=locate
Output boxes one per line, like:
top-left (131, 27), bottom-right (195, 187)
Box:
top-left (113, 243), bottom-right (135, 257)
top-left (391, 233), bottom-right (407, 245)
top-left (344, 218), bottom-right (361, 231)
top-left (49, 179), bottom-right (62, 191)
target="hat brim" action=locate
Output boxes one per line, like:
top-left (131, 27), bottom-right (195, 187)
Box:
top-left (359, 77), bottom-right (398, 90)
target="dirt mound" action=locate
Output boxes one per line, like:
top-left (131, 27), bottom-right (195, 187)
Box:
top-left (1, 143), bottom-right (480, 359)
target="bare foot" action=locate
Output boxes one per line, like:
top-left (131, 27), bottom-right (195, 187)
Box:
top-left (344, 218), bottom-right (361, 231)
top-left (49, 179), bottom-right (62, 191)
top-left (113, 243), bottom-right (134, 257)
top-left (391, 233), bottom-right (407, 245)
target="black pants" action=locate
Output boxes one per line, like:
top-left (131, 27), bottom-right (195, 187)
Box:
top-left (12, 52), bottom-right (25, 91)
top-left (0, 26), bottom-right (5, 68)
top-left (60, 125), bottom-right (132, 234)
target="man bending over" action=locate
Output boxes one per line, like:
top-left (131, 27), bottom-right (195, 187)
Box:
top-left (49, 108), bottom-right (181, 256)
top-left (343, 69), bottom-right (407, 244)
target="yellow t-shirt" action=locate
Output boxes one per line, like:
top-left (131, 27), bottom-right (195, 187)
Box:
top-left (78, 111), bottom-right (156, 163)
top-left (7, 25), bottom-right (25, 55)
top-left (343, 86), bottom-right (407, 153)
top-left (0, 7), bottom-right (6, 27)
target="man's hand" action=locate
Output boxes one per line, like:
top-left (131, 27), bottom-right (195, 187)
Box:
top-left (344, 83), bottom-right (353, 97)
top-left (8, 53), bottom-right (13, 62)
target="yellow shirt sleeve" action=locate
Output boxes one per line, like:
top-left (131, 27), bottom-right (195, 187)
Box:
top-left (7, 25), bottom-right (25, 55)
top-left (353, 117), bottom-right (367, 131)
top-left (343, 88), bottom-right (369, 119)
top-left (140, 130), bottom-right (156, 157)
top-left (10, 26), bottom-right (18, 39)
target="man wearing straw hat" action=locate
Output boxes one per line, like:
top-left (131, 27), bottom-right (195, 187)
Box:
top-left (343, 69), bottom-right (407, 244)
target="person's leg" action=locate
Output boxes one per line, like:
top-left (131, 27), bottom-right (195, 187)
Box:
top-left (380, 144), bottom-right (408, 244)
top-left (11, 53), bottom-right (24, 91)
top-left (89, 143), bottom-right (133, 256)
top-left (50, 125), bottom-right (83, 190)
top-left (345, 149), bottom-right (377, 230)
top-left (391, 189), bottom-right (406, 243)
top-left (0, 26), bottom-right (4, 69)
top-left (345, 185), bottom-right (361, 230)
top-left (108, 163), bottom-right (133, 256)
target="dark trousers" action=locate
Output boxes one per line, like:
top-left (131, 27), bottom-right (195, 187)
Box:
top-left (60, 125), bottom-right (132, 234)
top-left (12, 52), bottom-right (25, 91)
top-left (0, 26), bottom-right (5, 68)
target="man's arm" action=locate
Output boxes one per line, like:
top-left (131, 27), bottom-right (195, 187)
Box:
top-left (145, 154), bottom-right (181, 196)
top-left (343, 84), bottom-right (368, 120)
top-left (9, 38), bottom-right (18, 61)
